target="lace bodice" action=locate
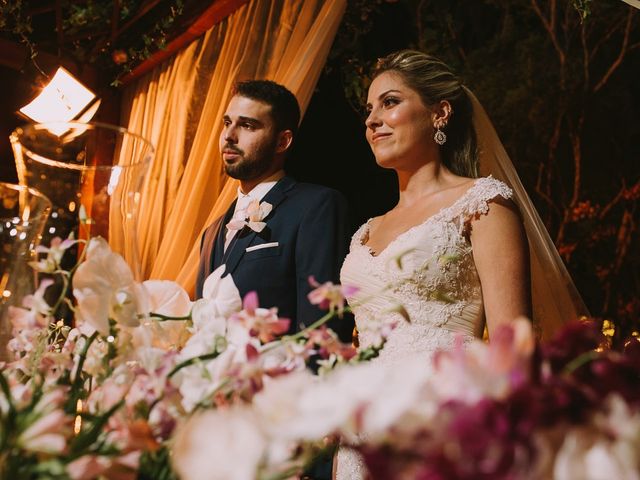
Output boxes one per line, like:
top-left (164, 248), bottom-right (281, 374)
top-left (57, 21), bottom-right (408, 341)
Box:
top-left (340, 177), bottom-right (513, 363)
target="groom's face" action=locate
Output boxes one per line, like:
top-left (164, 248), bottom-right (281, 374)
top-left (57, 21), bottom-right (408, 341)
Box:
top-left (220, 95), bottom-right (280, 181)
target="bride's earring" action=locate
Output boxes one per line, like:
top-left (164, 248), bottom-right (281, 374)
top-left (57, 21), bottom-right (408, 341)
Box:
top-left (434, 123), bottom-right (447, 145)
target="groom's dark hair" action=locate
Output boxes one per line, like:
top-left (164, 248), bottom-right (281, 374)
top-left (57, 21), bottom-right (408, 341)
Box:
top-left (233, 80), bottom-right (301, 137)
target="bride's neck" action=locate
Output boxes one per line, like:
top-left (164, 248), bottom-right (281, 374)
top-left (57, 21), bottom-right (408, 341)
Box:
top-left (396, 162), bottom-right (453, 205)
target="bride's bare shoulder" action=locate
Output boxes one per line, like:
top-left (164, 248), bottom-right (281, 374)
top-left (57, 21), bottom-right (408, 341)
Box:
top-left (442, 174), bottom-right (476, 196)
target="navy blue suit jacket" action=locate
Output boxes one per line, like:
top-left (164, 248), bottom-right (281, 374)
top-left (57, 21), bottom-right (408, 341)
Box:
top-left (195, 176), bottom-right (353, 342)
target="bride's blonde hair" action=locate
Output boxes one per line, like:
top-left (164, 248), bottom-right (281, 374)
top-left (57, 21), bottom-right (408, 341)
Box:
top-left (372, 50), bottom-right (479, 178)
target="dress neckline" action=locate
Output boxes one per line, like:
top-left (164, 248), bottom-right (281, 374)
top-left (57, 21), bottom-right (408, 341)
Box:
top-left (361, 177), bottom-right (487, 258)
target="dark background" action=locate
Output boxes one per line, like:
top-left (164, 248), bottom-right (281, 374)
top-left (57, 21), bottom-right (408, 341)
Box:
top-left (0, 64), bottom-right (30, 183)
top-left (287, 2), bottom-right (414, 230)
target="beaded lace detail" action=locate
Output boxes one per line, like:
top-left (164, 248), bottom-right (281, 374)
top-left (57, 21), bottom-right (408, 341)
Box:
top-left (335, 176), bottom-right (513, 479)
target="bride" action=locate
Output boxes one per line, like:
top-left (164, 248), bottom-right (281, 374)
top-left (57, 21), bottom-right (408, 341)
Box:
top-left (335, 50), bottom-right (588, 479)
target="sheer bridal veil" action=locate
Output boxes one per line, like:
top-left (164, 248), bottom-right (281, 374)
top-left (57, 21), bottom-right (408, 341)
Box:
top-left (465, 88), bottom-right (590, 339)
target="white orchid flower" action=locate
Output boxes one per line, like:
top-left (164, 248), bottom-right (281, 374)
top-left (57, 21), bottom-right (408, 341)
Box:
top-left (143, 280), bottom-right (192, 318)
top-left (129, 280), bottom-right (193, 350)
top-left (245, 199), bottom-right (272, 232)
top-left (193, 265), bottom-right (242, 330)
top-left (30, 236), bottom-right (78, 273)
top-left (73, 237), bottom-right (148, 336)
top-left (173, 407), bottom-right (267, 480)
top-left (202, 264), bottom-right (242, 315)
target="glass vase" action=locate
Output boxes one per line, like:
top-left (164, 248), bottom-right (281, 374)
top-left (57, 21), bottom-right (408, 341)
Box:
top-left (11, 122), bottom-right (155, 281)
top-left (0, 182), bottom-right (52, 361)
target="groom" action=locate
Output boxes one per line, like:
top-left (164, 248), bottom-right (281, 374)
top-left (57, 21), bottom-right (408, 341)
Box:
top-left (195, 80), bottom-right (353, 342)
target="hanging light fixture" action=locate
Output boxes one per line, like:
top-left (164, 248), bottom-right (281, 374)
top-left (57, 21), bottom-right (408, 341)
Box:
top-left (18, 67), bottom-right (101, 125)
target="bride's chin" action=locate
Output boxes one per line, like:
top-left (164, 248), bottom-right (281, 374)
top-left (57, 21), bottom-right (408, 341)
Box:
top-left (374, 156), bottom-right (400, 170)
top-left (372, 146), bottom-right (406, 169)
top-left (372, 151), bottom-right (393, 166)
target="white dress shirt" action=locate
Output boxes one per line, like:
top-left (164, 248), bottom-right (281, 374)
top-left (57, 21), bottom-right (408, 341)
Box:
top-left (224, 170), bottom-right (285, 251)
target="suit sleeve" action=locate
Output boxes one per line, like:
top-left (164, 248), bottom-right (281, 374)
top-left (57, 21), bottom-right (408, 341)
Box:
top-left (195, 219), bottom-right (221, 300)
top-left (295, 189), bottom-right (354, 342)
top-left (195, 231), bottom-right (208, 300)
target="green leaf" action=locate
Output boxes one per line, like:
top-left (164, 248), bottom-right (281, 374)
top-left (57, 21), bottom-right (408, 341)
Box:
top-left (385, 304), bottom-right (411, 323)
top-left (137, 446), bottom-right (178, 480)
top-left (393, 248), bottom-right (416, 270)
top-left (30, 459), bottom-right (68, 477)
top-left (433, 290), bottom-right (455, 304)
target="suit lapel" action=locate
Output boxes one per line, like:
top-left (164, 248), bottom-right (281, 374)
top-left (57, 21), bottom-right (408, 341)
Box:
top-left (213, 200), bottom-right (237, 269)
top-left (223, 176), bottom-right (296, 275)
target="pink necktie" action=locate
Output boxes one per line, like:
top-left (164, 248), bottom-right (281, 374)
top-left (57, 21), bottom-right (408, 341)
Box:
top-left (224, 194), bottom-right (252, 251)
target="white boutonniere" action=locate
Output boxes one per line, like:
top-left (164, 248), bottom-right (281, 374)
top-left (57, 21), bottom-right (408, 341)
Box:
top-left (226, 199), bottom-right (273, 233)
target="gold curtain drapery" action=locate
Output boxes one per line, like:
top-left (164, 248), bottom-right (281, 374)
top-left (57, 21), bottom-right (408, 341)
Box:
top-left (119, 0), bottom-right (346, 296)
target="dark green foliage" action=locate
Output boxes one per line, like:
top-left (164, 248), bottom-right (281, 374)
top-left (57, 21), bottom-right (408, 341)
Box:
top-left (138, 447), bottom-right (178, 480)
top-left (0, 0), bottom-right (185, 86)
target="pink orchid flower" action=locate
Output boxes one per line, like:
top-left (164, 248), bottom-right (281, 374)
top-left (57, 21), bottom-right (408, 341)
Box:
top-left (307, 276), bottom-right (358, 315)
top-left (232, 292), bottom-right (290, 343)
top-left (223, 343), bottom-right (295, 402)
top-left (306, 326), bottom-right (357, 360)
top-left (18, 389), bottom-right (72, 454)
top-left (67, 452), bottom-right (139, 480)
top-left (19, 410), bottom-right (70, 454)
top-left (8, 278), bottom-right (54, 330)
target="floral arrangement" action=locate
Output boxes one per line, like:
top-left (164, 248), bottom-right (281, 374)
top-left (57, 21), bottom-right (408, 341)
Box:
top-left (2, 235), bottom-right (639, 480)
top-left (350, 321), bottom-right (640, 479)
top-left (170, 317), bottom-right (640, 480)
top-left (0, 236), bottom-right (378, 479)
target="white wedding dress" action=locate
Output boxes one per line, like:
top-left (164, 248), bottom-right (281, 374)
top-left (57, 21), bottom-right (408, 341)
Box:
top-left (334, 176), bottom-right (513, 479)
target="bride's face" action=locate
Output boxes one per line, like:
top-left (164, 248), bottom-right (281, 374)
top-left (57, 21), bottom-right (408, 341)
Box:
top-left (365, 71), bottom-right (435, 169)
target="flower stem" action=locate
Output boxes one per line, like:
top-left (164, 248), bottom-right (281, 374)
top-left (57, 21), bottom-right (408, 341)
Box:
top-left (73, 332), bottom-right (99, 382)
top-left (563, 350), bottom-right (600, 374)
top-left (50, 272), bottom-right (70, 316)
top-left (147, 312), bottom-right (192, 322)
top-left (192, 378), bottom-right (231, 412)
top-left (281, 307), bottom-right (352, 344)
top-left (167, 351), bottom-right (221, 379)
top-left (0, 370), bottom-right (15, 412)
top-left (261, 466), bottom-right (302, 480)
top-left (65, 331), bottom-right (99, 412)
top-left (50, 241), bottom-right (88, 317)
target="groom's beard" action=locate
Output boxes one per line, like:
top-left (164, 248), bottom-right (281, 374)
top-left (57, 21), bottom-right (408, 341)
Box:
top-left (223, 138), bottom-right (279, 181)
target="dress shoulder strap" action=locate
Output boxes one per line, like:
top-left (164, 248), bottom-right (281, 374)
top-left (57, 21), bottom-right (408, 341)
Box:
top-left (350, 219), bottom-right (373, 249)
top-left (463, 176), bottom-right (512, 217)
top-left (443, 176), bottom-right (514, 226)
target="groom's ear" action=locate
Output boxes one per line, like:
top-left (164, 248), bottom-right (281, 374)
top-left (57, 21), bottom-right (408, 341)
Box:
top-left (275, 129), bottom-right (294, 154)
